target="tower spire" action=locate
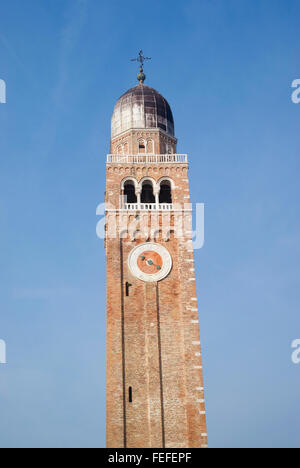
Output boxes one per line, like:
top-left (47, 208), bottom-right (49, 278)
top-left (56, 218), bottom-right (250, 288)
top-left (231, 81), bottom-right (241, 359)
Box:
top-left (131, 50), bottom-right (151, 83)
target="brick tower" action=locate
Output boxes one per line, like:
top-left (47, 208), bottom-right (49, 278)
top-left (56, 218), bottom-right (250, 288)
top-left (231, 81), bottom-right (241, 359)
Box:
top-left (105, 61), bottom-right (207, 448)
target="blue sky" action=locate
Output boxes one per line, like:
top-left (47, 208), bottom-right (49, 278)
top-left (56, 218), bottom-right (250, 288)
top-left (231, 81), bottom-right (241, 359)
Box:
top-left (0, 0), bottom-right (299, 448)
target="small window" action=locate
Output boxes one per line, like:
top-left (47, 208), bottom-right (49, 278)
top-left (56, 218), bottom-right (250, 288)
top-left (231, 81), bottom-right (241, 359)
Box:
top-left (117, 145), bottom-right (124, 155)
top-left (125, 282), bottom-right (132, 297)
top-left (138, 140), bottom-right (146, 154)
top-left (129, 387), bottom-right (133, 403)
top-left (147, 140), bottom-right (154, 154)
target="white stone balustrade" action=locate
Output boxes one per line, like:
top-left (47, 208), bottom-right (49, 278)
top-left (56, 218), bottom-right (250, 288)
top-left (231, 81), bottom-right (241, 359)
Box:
top-left (124, 203), bottom-right (174, 211)
top-left (106, 154), bottom-right (188, 164)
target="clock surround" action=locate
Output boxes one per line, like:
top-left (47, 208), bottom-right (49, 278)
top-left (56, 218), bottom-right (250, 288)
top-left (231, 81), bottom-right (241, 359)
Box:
top-left (128, 242), bottom-right (172, 282)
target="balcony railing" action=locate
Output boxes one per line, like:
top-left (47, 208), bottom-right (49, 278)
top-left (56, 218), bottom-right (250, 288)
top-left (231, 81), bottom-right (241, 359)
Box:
top-left (123, 203), bottom-right (174, 211)
top-left (105, 202), bottom-right (193, 212)
top-left (107, 154), bottom-right (188, 164)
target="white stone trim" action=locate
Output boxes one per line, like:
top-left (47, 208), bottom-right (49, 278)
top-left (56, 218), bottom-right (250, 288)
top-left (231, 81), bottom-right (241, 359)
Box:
top-left (107, 154), bottom-right (188, 164)
top-left (128, 242), bottom-right (172, 283)
top-left (157, 176), bottom-right (175, 190)
top-left (121, 176), bottom-right (139, 190)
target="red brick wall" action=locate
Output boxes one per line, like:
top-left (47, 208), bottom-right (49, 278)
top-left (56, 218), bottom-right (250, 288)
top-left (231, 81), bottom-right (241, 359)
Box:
top-left (110, 129), bottom-right (177, 155)
top-left (105, 153), bottom-right (207, 448)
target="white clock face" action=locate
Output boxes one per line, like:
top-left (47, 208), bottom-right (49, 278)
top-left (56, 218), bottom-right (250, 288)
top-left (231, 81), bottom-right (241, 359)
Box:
top-left (128, 243), bottom-right (172, 283)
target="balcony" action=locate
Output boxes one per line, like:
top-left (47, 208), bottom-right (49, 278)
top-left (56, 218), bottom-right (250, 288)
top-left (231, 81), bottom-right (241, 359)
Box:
top-left (105, 202), bottom-right (192, 212)
top-left (106, 154), bottom-right (188, 164)
top-left (123, 203), bottom-right (174, 211)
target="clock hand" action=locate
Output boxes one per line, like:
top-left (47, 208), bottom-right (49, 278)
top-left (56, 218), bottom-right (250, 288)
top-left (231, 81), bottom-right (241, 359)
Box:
top-left (140, 256), bottom-right (161, 270)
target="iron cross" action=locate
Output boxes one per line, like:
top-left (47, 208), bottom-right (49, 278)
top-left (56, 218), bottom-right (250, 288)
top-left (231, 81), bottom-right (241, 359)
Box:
top-left (131, 50), bottom-right (151, 67)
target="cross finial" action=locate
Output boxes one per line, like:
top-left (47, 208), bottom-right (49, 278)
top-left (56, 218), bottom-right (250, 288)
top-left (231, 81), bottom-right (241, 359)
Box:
top-left (131, 50), bottom-right (151, 83)
top-left (131, 50), bottom-right (151, 67)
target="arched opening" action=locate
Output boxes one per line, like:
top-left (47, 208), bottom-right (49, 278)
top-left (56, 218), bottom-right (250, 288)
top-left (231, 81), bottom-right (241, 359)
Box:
top-left (159, 181), bottom-right (172, 204)
top-left (138, 139), bottom-right (146, 154)
top-left (141, 181), bottom-right (155, 204)
top-left (146, 139), bottom-right (154, 154)
top-left (124, 181), bottom-right (137, 204)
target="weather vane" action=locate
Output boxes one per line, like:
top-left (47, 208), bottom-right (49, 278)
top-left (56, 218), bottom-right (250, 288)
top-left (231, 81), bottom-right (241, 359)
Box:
top-left (131, 50), bottom-right (151, 84)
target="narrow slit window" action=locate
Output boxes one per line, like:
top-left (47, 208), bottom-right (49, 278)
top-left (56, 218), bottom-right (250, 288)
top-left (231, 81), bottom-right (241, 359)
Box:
top-left (126, 282), bottom-right (132, 297)
top-left (129, 386), bottom-right (133, 403)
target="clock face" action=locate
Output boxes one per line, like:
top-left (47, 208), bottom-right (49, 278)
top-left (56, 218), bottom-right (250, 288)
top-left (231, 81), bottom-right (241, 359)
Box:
top-left (128, 243), bottom-right (172, 282)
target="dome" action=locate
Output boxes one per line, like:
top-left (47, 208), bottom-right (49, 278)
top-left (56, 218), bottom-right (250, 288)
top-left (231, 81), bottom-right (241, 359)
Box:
top-left (111, 84), bottom-right (175, 139)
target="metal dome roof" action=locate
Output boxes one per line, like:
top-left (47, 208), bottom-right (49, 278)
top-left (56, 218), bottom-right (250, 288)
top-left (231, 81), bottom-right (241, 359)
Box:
top-left (111, 84), bottom-right (175, 139)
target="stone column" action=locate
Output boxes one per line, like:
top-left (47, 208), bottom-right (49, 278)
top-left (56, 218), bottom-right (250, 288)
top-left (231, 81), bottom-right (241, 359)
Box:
top-left (154, 188), bottom-right (160, 210)
top-left (136, 188), bottom-right (141, 209)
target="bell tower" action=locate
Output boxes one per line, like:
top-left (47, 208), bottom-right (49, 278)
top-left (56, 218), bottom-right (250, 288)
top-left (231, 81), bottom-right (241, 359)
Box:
top-left (105, 57), bottom-right (207, 448)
